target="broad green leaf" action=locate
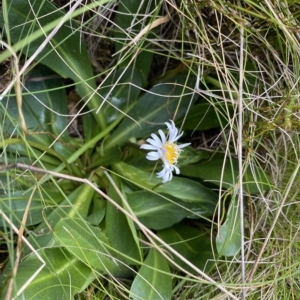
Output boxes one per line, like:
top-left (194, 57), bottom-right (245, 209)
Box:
top-left (113, 161), bottom-right (218, 217)
top-left (0, 184), bottom-right (64, 228)
top-left (180, 158), bottom-right (271, 194)
top-left (179, 102), bottom-right (232, 131)
top-left (87, 195), bottom-right (106, 225)
top-left (23, 65), bottom-right (69, 140)
top-left (0, 65), bottom-right (78, 172)
top-left (0, 170), bottom-right (36, 192)
top-left (114, 1), bottom-right (158, 84)
top-left (0, 198), bottom-right (48, 229)
top-left (216, 198), bottom-right (241, 257)
top-left (24, 182), bottom-right (95, 255)
top-left (1, 0), bottom-right (106, 129)
top-left (127, 191), bottom-right (190, 230)
top-left (88, 146), bottom-right (122, 170)
top-left (106, 175), bottom-right (142, 264)
top-left (118, 146), bottom-right (155, 172)
top-left (0, 65), bottom-right (63, 139)
top-left (82, 111), bottom-right (100, 160)
top-left (104, 74), bottom-right (197, 151)
top-left (130, 248), bottom-right (172, 300)
top-left (3, 248), bottom-right (95, 300)
top-left (2, 139), bottom-right (72, 173)
top-left (101, 68), bottom-right (143, 124)
top-left (158, 223), bottom-right (214, 273)
top-left (55, 218), bottom-right (131, 277)
top-left (178, 146), bottom-right (209, 165)
top-left (2, 65), bottom-right (72, 142)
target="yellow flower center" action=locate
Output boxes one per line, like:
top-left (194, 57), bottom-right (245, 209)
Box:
top-left (163, 142), bottom-right (179, 165)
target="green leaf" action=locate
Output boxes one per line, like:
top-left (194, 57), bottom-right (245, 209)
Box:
top-left (24, 182), bottom-right (95, 255)
top-left (0, 65), bottom-right (80, 174)
top-left (2, 65), bottom-right (71, 142)
top-left (127, 191), bottom-right (190, 230)
top-left (0, 198), bottom-right (43, 227)
top-left (0, 190), bottom-right (60, 228)
top-left (2, 138), bottom-right (72, 174)
top-left (130, 248), bottom-right (172, 300)
top-left (158, 223), bottom-right (214, 273)
top-left (1, 0), bottom-right (106, 129)
top-left (106, 175), bottom-right (142, 264)
top-left (25, 65), bottom-right (70, 140)
top-left (180, 158), bottom-right (271, 194)
top-left (87, 195), bottom-right (106, 225)
top-left (179, 102), bottom-right (232, 131)
top-left (55, 218), bottom-right (131, 277)
top-left (178, 147), bottom-right (210, 165)
top-left (3, 248), bottom-right (95, 300)
top-left (104, 74), bottom-right (197, 151)
top-left (113, 162), bottom-right (218, 217)
top-left (90, 146), bottom-right (122, 169)
top-left (114, 1), bottom-right (158, 84)
top-left (101, 68), bottom-right (143, 124)
top-left (216, 199), bottom-right (241, 257)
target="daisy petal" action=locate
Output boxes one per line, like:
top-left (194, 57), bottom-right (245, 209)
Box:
top-left (173, 165), bottom-right (180, 174)
top-left (178, 142), bottom-right (191, 149)
top-left (164, 121), bottom-right (172, 132)
top-left (172, 131), bottom-right (183, 142)
top-left (167, 120), bottom-right (175, 129)
top-left (158, 129), bottom-right (166, 145)
top-left (140, 144), bottom-right (159, 150)
top-left (161, 177), bottom-right (168, 184)
top-left (146, 137), bottom-right (161, 147)
top-left (146, 151), bottom-right (161, 160)
top-left (151, 133), bottom-right (163, 145)
top-left (157, 168), bottom-right (166, 177)
top-left (166, 121), bottom-right (179, 142)
top-left (161, 170), bottom-right (172, 183)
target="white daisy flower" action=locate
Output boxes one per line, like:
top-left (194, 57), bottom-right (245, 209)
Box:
top-left (140, 120), bottom-right (190, 183)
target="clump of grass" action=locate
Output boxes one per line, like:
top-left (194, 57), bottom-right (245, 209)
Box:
top-left (173, 0), bottom-right (300, 298)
